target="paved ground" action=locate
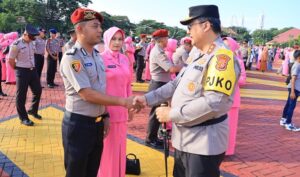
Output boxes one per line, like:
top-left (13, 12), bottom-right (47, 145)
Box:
top-left (0, 61), bottom-right (300, 177)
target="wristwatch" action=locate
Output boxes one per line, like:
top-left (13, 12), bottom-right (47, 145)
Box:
top-left (102, 112), bottom-right (110, 119)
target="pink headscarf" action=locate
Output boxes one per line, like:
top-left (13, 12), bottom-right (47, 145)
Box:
top-left (166, 38), bottom-right (178, 53)
top-left (103, 26), bottom-right (125, 53)
top-left (4, 32), bottom-right (18, 40)
top-left (124, 36), bottom-right (132, 44)
top-left (223, 37), bottom-right (239, 52)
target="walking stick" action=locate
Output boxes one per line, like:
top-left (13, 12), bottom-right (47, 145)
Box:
top-left (160, 103), bottom-right (169, 177)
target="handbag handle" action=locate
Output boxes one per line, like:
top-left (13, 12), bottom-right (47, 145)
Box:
top-left (126, 153), bottom-right (137, 159)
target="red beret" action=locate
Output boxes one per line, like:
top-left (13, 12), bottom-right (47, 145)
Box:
top-left (183, 38), bottom-right (192, 44)
top-left (71, 8), bottom-right (103, 25)
top-left (140, 34), bottom-right (147, 38)
top-left (152, 29), bottom-right (168, 38)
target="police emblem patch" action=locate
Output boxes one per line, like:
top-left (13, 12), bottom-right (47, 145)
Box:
top-left (215, 54), bottom-right (230, 71)
top-left (71, 60), bottom-right (81, 72)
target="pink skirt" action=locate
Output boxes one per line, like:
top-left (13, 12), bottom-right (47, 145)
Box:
top-left (98, 122), bottom-right (127, 177)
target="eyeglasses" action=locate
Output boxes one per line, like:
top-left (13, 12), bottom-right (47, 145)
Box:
top-left (187, 21), bottom-right (207, 30)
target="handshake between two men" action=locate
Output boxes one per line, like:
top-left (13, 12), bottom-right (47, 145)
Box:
top-left (124, 95), bottom-right (172, 123)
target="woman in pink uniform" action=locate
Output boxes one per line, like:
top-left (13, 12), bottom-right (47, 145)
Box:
top-left (124, 36), bottom-right (135, 81)
top-left (4, 32), bottom-right (18, 84)
top-left (165, 38), bottom-right (178, 80)
top-left (223, 37), bottom-right (246, 155)
top-left (97, 26), bottom-right (132, 177)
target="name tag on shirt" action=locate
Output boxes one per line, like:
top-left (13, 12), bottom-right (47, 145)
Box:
top-left (107, 65), bottom-right (116, 68)
top-left (84, 63), bottom-right (93, 67)
top-left (193, 65), bottom-right (203, 71)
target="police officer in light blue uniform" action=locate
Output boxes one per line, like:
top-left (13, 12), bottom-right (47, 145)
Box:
top-left (60, 8), bottom-right (140, 177)
top-left (134, 5), bottom-right (241, 177)
top-left (46, 28), bottom-right (60, 88)
top-left (8, 24), bottom-right (42, 126)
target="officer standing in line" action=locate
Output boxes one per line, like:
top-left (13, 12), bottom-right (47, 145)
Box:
top-left (134, 5), bottom-right (241, 177)
top-left (135, 34), bottom-right (148, 83)
top-left (145, 29), bottom-right (182, 148)
top-left (34, 28), bottom-right (46, 82)
top-left (56, 32), bottom-right (65, 64)
top-left (46, 28), bottom-right (60, 88)
top-left (63, 29), bottom-right (77, 53)
top-left (60, 8), bottom-right (141, 177)
top-left (8, 24), bottom-right (42, 126)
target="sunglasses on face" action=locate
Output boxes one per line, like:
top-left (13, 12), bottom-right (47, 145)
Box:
top-left (187, 21), bottom-right (207, 30)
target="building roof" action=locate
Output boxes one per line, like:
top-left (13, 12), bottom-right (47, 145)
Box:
top-left (268, 28), bottom-right (300, 44)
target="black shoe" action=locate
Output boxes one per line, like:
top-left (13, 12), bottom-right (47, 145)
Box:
top-left (145, 140), bottom-right (163, 149)
top-left (28, 111), bottom-right (42, 120)
top-left (0, 92), bottom-right (7, 96)
top-left (21, 119), bottom-right (34, 126)
top-left (48, 84), bottom-right (54, 88)
top-left (136, 80), bottom-right (145, 83)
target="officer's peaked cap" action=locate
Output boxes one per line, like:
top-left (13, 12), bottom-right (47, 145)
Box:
top-left (180, 5), bottom-right (220, 25)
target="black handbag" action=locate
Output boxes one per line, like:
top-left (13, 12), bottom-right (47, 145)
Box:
top-left (126, 153), bottom-right (141, 175)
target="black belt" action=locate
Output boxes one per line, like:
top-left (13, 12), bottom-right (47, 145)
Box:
top-left (15, 66), bottom-right (35, 70)
top-left (64, 111), bottom-right (104, 124)
top-left (191, 114), bottom-right (227, 127)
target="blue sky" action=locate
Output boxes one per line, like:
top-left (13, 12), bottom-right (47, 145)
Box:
top-left (89, 0), bottom-right (299, 32)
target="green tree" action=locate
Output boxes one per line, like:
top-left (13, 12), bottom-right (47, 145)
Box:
top-left (251, 29), bottom-right (273, 45)
top-left (0, 0), bottom-right (91, 34)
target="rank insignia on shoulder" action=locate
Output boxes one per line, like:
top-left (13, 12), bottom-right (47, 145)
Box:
top-left (71, 60), bottom-right (81, 72)
top-left (207, 43), bottom-right (216, 55)
top-left (66, 48), bottom-right (77, 55)
top-left (80, 48), bottom-right (87, 56)
top-left (13, 40), bottom-right (20, 45)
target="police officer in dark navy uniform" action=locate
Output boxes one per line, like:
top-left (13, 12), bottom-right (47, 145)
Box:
top-left (60, 8), bottom-right (141, 177)
top-left (8, 24), bottom-right (42, 126)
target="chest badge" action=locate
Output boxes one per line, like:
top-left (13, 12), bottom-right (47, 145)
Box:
top-left (188, 82), bottom-right (196, 92)
top-left (198, 58), bottom-right (206, 65)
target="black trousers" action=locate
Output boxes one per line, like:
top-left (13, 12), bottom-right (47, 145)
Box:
top-left (146, 80), bottom-right (167, 142)
top-left (58, 52), bottom-right (63, 65)
top-left (135, 55), bottom-right (145, 81)
top-left (34, 54), bottom-right (44, 80)
top-left (173, 149), bottom-right (225, 177)
top-left (62, 111), bottom-right (104, 177)
top-left (46, 55), bottom-right (57, 85)
top-left (15, 67), bottom-right (42, 120)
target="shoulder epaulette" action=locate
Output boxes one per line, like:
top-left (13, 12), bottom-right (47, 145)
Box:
top-left (66, 48), bottom-right (77, 55)
top-left (13, 40), bottom-right (20, 45)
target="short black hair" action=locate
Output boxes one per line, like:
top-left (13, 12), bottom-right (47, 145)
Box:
top-left (197, 17), bottom-right (221, 34)
top-left (294, 50), bottom-right (300, 59)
